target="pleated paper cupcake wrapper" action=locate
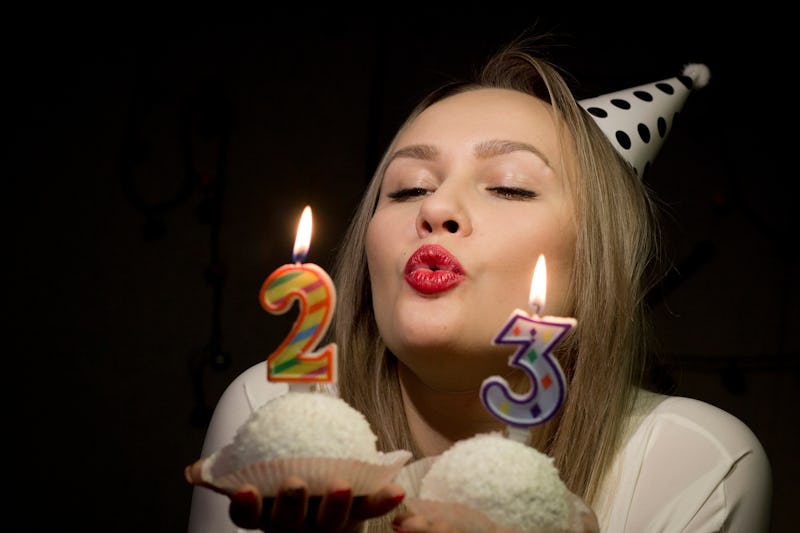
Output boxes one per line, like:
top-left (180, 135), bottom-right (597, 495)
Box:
top-left (393, 455), bottom-right (436, 497)
top-left (405, 497), bottom-right (520, 533)
top-left (395, 457), bottom-right (506, 532)
top-left (397, 456), bottom-right (587, 533)
top-left (202, 448), bottom-right (413, 496)
top-left (405, 498), bottom-right (594, 533)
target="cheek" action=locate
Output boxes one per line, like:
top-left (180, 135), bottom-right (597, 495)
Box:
top-left (540, 232), bottom-right (576, 316)
top-left (365, 223), bottom-right (381, 278)
top-left (366, 207), bottom-right (414, 271)
top-left (365, 215), bottom-right (394, 295)
top-left (501, 218), bottom-right (575, 314)
top-left (365, 216), bottom-right (402, 335)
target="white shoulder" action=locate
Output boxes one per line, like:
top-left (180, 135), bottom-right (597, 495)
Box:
top-left (200, 361), bottom-right (289, 456)
top-left (649, 395), bottom-right (765, 459)
top-left (596, 391), bottom-right (772, 532)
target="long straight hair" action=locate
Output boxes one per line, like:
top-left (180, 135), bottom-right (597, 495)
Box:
top-left (326, 35), bottom-right (660, 518)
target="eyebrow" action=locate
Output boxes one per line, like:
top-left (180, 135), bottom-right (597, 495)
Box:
top-left (474, 139), bottom-right (551, 166)
top-left (386, 144), bottom-right (439, 165)
top-left (387, 139), bottom-right (550, 167)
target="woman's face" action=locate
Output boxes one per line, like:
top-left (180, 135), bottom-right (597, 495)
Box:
top-left (366, 88), bottom-right (576, 389)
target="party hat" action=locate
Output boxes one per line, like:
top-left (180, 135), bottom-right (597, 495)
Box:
top-left (578, 63), bottom-right (710, 179)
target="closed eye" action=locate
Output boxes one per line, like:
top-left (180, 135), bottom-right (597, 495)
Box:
top-left (486, 186), bottom-right (537, 200)
top-left (386, 187), bottom-right (431, 201)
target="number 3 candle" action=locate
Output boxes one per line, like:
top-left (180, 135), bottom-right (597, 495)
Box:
top-left (480, 254), bottom-right (576, 436)
top-left (259, 206), bottom-right (337, 386)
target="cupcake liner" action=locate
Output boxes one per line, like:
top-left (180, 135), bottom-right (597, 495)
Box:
top-left (393, 456), bottom-right (436, 497)
top-left (202, 447), bottom-right (412, 496)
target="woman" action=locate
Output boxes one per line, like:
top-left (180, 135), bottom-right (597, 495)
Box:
top-left (187, 35), bottom-right (772, 532)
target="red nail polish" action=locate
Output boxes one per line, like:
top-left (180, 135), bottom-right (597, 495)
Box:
top-left (232, 489), bottom-right (259, 507)
top-left (331, 488), bottom-right (352, 499)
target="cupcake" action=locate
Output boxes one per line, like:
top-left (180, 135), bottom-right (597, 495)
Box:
top-left (404, 432), bottom-right (572, 532)
top-left (200, 391), bottom-right (411, 496)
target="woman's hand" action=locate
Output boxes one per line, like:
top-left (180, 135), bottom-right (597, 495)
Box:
top-left (391, 509), bottom-right (458, 532)
top-left (185, 458), bottom-right (406, 532)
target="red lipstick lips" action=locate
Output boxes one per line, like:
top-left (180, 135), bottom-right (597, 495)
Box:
top-left (404, 244), bottom-right (466, 294)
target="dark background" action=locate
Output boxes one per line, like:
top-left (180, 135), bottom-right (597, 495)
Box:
top-left (7, 9), bottom-right (797, 532)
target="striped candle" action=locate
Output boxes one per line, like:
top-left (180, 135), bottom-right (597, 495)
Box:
top-left (259, 206), bottom-right (337, 384)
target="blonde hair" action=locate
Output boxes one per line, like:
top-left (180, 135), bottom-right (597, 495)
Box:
top-left (328, 35), bottom-right (661, 518)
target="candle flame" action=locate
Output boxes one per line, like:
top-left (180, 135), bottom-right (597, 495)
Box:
top-left (292, 206), bottom-right (313, 263)
top-left (529, 254), bottom-right (546, 315)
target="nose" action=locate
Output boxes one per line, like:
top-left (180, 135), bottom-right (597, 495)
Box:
top-left (415, 183), bottom-right (472, 237)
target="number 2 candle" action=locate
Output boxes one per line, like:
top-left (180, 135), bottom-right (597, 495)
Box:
top-left (259, 206), bottom-right (337, 385)
top-left (480, 254), bottom-right (576, 435)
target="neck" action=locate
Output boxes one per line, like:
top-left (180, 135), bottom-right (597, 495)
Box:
top-left (398, 363), bottom-right (507, 457)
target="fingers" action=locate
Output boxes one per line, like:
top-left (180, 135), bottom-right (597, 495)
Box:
top-left (184, 459), bottom-right (228, 494)
top-left (229, 478), bottom-right (312, 532)
top-left (315, 479), bottom-right (353, 530)
top-left (351, 482), bottom-right (406, 521)
top-left (315, 480), bottom-right (404, 531)
top-left (270, 476), bottom-right (309, 530)
top-left (229, 484), bottom-right (263, 530)
top-left (392, 509), bottom-right (427, 532)
top-left (183, 459), bottom-right (203, 485)
top-left (211, 475), bottom-right (405, 532)
top-left (391, 510), bottom-right (453, 533)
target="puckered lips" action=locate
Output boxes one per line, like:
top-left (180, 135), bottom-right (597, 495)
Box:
top-left (404, 244), bottom-right (466, 295)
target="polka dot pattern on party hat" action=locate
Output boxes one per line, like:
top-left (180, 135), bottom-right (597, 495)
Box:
top-left (579, 63), bottom-right (710, 179)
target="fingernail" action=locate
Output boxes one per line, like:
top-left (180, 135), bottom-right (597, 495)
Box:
top-left (230, 489), bottom-right (260, 529)
top-left (232, 489), bottom-right (259, 507)
top-left (331, 487), bottom-right (352, 499)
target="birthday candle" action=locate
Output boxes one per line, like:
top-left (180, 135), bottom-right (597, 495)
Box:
top-left (480, 255), bottom-right (576, 434)
top-left (259, 206), bottom-right (337, 384)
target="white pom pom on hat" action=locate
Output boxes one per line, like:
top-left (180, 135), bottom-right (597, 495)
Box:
top-left (578, 63), bottom-right (710, 179)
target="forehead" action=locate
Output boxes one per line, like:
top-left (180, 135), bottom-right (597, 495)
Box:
top-left (395, 88), bottom-right (560, 158)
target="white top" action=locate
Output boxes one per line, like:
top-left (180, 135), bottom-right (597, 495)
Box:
top-left (187, 362), bottom-right (772, 533)
top-left (592, 389), bottom-right (771, 532)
